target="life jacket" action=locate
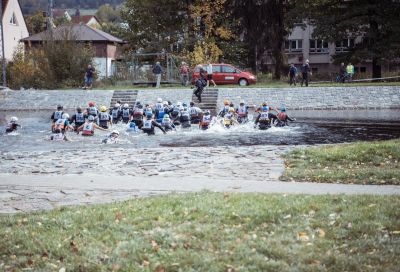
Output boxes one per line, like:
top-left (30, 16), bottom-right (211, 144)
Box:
top-left (162, 117), bottom-right (171, 126)
top-left (201, 115), bottom-right (211, 126)
top-left (237, 106), bottom-right (247, 117)
top-left (189, 107), bottom-right (198, 117)
top-left (133, 108), bottom-right (144, 117)
top-left (259, 112), bottom-right (270, 122)
top-left (111, 108), bottom-right (120, 119)
top-left (171, 107), bottom-right (180, 118)
top-left (53, 111), bottom-right (63, 121)
top-left (157, 109), bottom-right (165, 120)
top-left (82, 122), bottom-right (94, 136)
top-left (99, 112), bottom-right (110, 121)
top-left (145, 108), bottom-right (153, 117)
top-left (88, 107), bottom-right (98, 116)
top-left (277, 112), bottom-right (287, 121)
top-left (122, 108), bottom-right (130, 119)
top-left (224, 114), bottom-right (233, 125)
top-left (52, 133), bottom-right (65, 141)
top-left (180, 110), bottom-right (190, 122)
top-left (53, 118), bottom-right (66, 131)
top-left (75, 113), bottom-right (85, 123)
top-left (155, 103), bottom-right (163, 111)
top-left (142, 119), bottom-right (153, 131)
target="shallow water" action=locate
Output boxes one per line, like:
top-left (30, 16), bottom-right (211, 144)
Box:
top-left (0, 110), bottom-right (399, 152)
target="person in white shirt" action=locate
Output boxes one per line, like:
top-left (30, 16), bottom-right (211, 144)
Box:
top-left (206, 62), bottom-right (217, 87)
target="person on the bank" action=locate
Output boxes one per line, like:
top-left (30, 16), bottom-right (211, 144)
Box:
top-left (180, 62), bottom-right (190, 86)
top-left (206, 62), bottom-right (217, 87)
top-left (301, 60), bottom-right (312, 87)
top-left (83, 64), bottom-right (95, 90)
top-left (153, 61), bottom-right (163, 88)
top-left (339, 62), bottom-right (346, 83)
top-left (288, 63), bottom-right (297, 86)
top-left (346, 62), bottom-right (355, 81)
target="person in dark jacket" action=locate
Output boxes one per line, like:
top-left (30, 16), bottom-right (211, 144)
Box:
top-left (153, 61), bottom-right (163, 88)
top-left (301, 60), bottom-right (312, 87)
top-left (288, 63), bottom-right (297, 86)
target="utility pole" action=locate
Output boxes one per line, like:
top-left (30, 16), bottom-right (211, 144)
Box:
top-left (47, 0), bottom-right (54, 31)
top-left (0, 1), bottom-right (7, 87)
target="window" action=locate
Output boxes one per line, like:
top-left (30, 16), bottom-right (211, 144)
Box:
top-left (335, 38), bottom-right (355, 52)
top-left (309, 39), bottom-right (329, 53)
top-left (222, 65), bottom-right (236, 73)
top-left (9, 13), bottom-right (18, 25)
top-left (212, 65), bottom-right (221, 73)
top-left (284, 39), bottom-right (303, 52)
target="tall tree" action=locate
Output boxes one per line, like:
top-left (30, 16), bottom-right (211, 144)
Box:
top-left (294, 0), bottom-right (400, 78)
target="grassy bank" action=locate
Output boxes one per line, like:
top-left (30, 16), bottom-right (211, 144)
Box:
top-left (281, 139), bottom-right (400, 185)
top-left (1, 193), bottom-right (399, 271)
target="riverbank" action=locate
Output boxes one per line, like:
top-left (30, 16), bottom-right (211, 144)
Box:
top-left (1, 192), bottom-right (399, 271)
top-left (281, 139), bottom-right (400, 185)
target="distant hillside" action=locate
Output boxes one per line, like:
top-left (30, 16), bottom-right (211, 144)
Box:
top-left (20, 0), bottom-right (124, 15)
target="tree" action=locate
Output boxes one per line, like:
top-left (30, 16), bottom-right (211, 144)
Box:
top-left (25, 11), bottom-right (47, 35)
top-left (294, 0), bottom-right (400, 78)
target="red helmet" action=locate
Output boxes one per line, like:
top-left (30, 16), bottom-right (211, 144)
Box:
top-left (89, 102), bottom-right (95, 107)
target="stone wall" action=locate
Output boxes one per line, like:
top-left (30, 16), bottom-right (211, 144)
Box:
top-left (0, 89), bottom-right (114, 111)
top-left (135, 89), bottom-right (193, 104)
top-left (217, 86), bottom-right (400, 110)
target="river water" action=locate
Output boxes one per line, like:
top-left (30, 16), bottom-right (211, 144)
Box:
top-left (0, 109), bottom-right (399, 152)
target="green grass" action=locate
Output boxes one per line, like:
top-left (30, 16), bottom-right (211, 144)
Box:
top-left (1, 192), bottom-right (399, 271)
top-left (281, 139), bottom-right (400, 185)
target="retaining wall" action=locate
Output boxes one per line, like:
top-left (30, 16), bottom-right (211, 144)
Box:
top-left (1, 86), bottom-right (399, 111)
top-left (0, 89), bottom-right (114, 111)
top-left (218, 86), bottom-right (400, 110)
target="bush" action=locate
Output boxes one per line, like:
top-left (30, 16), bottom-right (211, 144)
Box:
top-left (8, 33), bottom-right (95, 90)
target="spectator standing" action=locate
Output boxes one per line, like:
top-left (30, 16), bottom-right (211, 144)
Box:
top-left (288, 63), bottom-right (297, 86)
top-left (339, 62), bottom-right (346, 83)
top-left (180, 62), bottom-right (189, 86)
top-left (153, 61), bottom-right (163, 88)
top-left (206, 62), bottom-right (217, 87)
top-left (301, 60), bottom-right (311, 87)
top-left (346, 62), bottom-right (354, 81)
top-left (83, 64), bottom-right (95, 90)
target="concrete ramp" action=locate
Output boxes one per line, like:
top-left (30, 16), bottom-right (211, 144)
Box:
top-left (192, 88), bottom-right (219, 115)
top-left (110, 90), bottom-right (138, 108)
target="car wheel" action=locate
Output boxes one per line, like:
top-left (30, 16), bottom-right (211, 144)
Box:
top-left (238, 78), bottom-right (248, 86)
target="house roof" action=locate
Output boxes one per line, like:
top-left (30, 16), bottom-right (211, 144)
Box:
top-left (21, 24), bottom-right (124, 43)
top-left (1, 0), bottom-right (9, 18)
top-left (71, 15), bottom-right (100, 25)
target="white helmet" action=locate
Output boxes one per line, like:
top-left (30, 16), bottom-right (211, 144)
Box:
top-left (88, 115), bottom-right (95, 121)
top-left (115, 103), bottom-right (120, 108)
top-left (240, 100), bottom-right (245, 104)
top-left (10, 116), bottom-right (18, 122)
top-left (123, 103), bottom-right (129, 108)
top-left (157, 98), bottom-right (162, 103)
top-left (62, 113), bottom-right (70, 119)
top-left (176, 101), bottom-right (182, 107)
top-left (163, 101), bottom-right (168, 106)
top-left (111, 130), bottom-right (119, 135)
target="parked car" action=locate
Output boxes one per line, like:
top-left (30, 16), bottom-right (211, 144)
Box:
top-left (192, 64), bottom-right (257, 86)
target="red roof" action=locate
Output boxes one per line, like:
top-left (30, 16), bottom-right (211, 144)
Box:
top-left (71, 15), bottom-right (99, 25)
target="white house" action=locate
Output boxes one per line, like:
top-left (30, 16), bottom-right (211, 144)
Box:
top-left (1, 0), bottom-right (29, 60)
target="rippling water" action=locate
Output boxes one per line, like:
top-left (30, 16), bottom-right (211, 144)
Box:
top-left (0, 110), bottom-right (399, 152)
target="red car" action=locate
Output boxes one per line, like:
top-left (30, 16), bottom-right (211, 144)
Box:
top-left (192, 64), bottom-right (257, 86)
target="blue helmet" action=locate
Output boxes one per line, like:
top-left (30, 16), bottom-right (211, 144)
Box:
top-left (262, 106), bottom-right (269, 112)
top-left (146, 112), bottom-right (153, 118)
top-left (280, 107), bottom-right (286, 112)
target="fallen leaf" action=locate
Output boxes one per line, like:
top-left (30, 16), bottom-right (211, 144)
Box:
top-left (70, 240), bottom-right (79, 253)
top-left (112, 264), bottom-right (121, 271)
top-left (115, 212), bottom-right (123, 221)
top-left (59, 268), bottom-right (66, 272)
top-left (142, 260), bottom-right (150, 266)
top-left (155, 265), bottom-right (166, 272)
top-left (283, 214), bottom-right (291, 220)
top-left (151, 240), bottom-right (160, 251)
top-left (368, 204), bottom-right (377, 208)
top-left (317, 228), bottom-right (326, 238)
top-left (392, 230), bottom-right (400, 235)
top-left (297, 232), bottom-right (309, 242)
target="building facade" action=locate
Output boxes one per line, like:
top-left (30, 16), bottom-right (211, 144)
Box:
top-left (265, 24), bottom-right (371, 77)
top-left (1, 0), bottom-right (29, 61)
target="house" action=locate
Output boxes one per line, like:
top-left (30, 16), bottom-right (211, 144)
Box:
top-left (264, 23), bottom-right (371, 76)
top-left (1, 0), bottom-right (29, 61)
top-left (21, 24), bottom-right (125, 78)
top-left (71, 15), bottom-right (101, 29)
top-left (53, 9), bottom-right (72, 22)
